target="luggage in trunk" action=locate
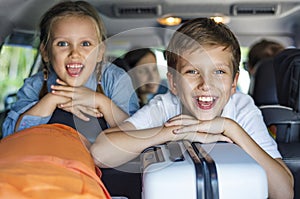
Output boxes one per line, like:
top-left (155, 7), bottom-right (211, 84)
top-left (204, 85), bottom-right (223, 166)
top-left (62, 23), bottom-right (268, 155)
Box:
top-left (141, 141), bottom-right (268, 199)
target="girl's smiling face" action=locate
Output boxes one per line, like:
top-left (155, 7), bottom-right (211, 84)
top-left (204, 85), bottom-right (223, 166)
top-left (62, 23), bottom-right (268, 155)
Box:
top-left (41, 15), bottom-right (104, 87)
top-left (168, 46), bottom-right (239, 120)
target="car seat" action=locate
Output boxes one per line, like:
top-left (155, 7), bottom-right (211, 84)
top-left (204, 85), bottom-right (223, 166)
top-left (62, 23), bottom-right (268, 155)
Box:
top-left (251, 49), bottom-right (300, 143)
top-left (274, 48), bottom-right (300, 112)
top-left (250, 58), bottom-right (278, 106)
top-left (267, 48), bottom-right (300, 199)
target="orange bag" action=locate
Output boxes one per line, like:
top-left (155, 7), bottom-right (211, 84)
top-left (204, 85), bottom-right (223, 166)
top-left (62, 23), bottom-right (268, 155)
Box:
top-left (0, 124), bottom-right (111, 199)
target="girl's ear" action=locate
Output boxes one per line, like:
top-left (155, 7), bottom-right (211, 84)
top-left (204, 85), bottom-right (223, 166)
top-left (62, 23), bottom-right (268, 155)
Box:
top-left (97, 43), bottom-right (106, 62)
top-left (40, 43), bottom-right (49, 63)
top-left (231, 72), bottom-right (240, 94)
top-left (167, 72), bottom-right (178, 95)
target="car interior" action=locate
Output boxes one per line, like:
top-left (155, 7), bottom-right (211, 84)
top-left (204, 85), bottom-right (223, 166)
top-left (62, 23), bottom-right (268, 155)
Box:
top-left (0, 0), bottom-right (300, 198)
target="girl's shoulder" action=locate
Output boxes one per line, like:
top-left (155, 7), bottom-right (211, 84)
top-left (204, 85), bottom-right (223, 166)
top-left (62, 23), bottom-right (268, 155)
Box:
top-left (23, 71), bottom-right (44, 86)
top-left (101, 62), bottom-right (130, 85)
top-left (102, 62), bottom-right (126, 76)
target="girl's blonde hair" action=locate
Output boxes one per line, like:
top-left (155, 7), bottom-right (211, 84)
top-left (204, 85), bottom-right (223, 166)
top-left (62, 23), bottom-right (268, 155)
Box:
top-left (39, 0), bottom-right (106, 98)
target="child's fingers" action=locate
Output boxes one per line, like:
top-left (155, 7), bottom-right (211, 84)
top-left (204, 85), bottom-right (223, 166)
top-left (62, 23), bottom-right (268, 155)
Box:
top-left (51, 85), bottom-right (75, 93)
top-left (165, 115), bottom-right (198, 126)
top-left (80, 107), bottom-right (103, 118)
top-left (61, 107), bottom-right (90, 121)
top-left (60, 104), bottom-right (103, 120)
top-left (56, 79), bottom-right (68, 86)
top-left (167, 114), bottom-right (194, 122)
top-left (184, 131), bottom-right (232, 143)
top-left (172, 120), bottom-right (225, 135)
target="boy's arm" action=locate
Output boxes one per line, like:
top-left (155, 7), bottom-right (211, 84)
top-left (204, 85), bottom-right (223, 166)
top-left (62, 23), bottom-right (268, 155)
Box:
top-left (90, 119), bottom-right (231, 168)
top-left (168, 116), bottom-right (294, 199)
top-left (223, 118), bottom-right (294, 199)
top-left (90, 121), bottom-right (182, 168)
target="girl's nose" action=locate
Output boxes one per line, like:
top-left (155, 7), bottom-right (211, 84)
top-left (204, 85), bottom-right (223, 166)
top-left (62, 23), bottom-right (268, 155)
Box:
top-left (69, 46), bottom-right (80, 58)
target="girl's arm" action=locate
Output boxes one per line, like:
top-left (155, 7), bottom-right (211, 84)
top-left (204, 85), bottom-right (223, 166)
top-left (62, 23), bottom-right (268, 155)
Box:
top-left (51, 83), bottom-right (129, 127)
top-left (15, 92), bottom-right (70, 131)
top-left (94, 92), bottom-right (128, 127)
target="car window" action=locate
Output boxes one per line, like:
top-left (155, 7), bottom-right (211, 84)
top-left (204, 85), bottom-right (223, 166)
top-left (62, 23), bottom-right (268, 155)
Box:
top-left (0, 30), bottom-right (39, 111)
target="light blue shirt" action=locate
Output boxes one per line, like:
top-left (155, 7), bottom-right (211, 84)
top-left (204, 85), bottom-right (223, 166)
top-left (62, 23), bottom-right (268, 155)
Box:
top-left (2, 63), bottom-right (139, 138)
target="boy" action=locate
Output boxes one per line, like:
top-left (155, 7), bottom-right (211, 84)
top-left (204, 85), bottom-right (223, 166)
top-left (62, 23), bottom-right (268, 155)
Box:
top-left (91, 18), bottom-right (294, 199)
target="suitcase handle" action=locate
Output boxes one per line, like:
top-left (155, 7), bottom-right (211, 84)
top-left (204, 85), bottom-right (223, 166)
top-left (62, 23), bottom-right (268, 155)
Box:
top-left (167, 141), bottom-right (185, 162)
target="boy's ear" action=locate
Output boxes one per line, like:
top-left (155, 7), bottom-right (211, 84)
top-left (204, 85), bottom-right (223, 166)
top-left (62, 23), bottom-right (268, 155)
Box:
top-left (97, 43), bottom-right (106, 62)
top-left (40, 43), bottom-right (49, 63)
top-left (231, 72), bottom-right (240, 94)
top-left (167, 72), bottom-right (178, 95)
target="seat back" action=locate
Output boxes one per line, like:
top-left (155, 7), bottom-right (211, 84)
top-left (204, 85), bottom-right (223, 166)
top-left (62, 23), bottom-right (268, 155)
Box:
top-left (251, 58), bottom-right (278, 106)
top-left (274, 48), bottom-right (300, 112)
top-left (260, 105), bottom-right (300, 143)
top-left (261, 49), bottom-right (300, 199)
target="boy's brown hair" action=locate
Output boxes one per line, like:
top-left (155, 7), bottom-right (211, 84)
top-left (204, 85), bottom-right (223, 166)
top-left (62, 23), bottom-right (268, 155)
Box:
top-left (165, 18), bottom-right (241, 79)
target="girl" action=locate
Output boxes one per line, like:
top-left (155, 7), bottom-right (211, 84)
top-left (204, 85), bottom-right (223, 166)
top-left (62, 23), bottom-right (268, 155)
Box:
top-left (2, 1), bottom-right (139, 143)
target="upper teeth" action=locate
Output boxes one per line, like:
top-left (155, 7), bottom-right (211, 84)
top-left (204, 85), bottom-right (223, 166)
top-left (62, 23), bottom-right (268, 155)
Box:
top-left (198, 96), bottom-right (214, 102)
top-left (67, 64), bottom-right (83, 68)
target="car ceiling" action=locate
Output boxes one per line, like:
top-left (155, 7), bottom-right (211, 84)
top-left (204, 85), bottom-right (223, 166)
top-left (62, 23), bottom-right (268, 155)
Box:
top-left (1, 0), bottom-right (300, 47)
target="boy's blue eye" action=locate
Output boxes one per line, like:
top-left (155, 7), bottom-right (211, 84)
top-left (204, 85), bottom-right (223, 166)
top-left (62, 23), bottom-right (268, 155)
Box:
top-left (186, 70), bottom-right (198, 74)
top-left (57, 41), bottom-right (68, 46)
top-left (82, 41), bottom-right (91, 46)
top-left (215, 70), bottom-right (225, 74)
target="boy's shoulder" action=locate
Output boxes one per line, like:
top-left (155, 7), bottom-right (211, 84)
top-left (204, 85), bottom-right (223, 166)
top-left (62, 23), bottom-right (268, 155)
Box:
top-left (231, 92), bottom-right (253, 102)
top-left (223, 92), bottom-right (258, 118)
top-left (230, 92), bottom-right (256, 108)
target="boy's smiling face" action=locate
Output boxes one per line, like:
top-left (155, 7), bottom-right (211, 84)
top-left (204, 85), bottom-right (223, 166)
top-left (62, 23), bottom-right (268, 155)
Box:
top-left (168, 46), bottom-right (239, 120)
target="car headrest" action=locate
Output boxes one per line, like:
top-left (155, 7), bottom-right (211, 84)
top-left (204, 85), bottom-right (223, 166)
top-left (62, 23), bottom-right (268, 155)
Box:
top-left (273, 48), bottom-right (300, 112)
top-left (251, 58), bottom-right (278, 106)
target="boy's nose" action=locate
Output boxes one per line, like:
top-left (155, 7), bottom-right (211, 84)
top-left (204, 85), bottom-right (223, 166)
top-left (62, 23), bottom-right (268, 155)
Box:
top-left (197, 76), bottom-right (210, 91)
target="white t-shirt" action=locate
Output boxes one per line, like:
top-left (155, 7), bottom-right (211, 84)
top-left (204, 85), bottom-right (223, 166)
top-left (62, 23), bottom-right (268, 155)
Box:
top-left (126, 91), bottom-right (281, 158)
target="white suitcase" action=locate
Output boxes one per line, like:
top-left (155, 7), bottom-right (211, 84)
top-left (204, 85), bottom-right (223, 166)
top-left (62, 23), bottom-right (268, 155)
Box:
top-left (141, 141), bottom-right (268, 199)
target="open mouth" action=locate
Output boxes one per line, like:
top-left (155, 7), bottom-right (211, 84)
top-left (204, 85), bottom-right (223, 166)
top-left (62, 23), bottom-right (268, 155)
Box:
top-left (196, 96), bottom-right (217, 110)
top-left (66, 64), bottom-right (84, 77)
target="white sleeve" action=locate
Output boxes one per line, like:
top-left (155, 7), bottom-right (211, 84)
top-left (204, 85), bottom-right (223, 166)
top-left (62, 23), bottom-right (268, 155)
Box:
top-left (232, 93), bottom-right (282, 159)
top-left (125, 92), bottom-right (180, 129)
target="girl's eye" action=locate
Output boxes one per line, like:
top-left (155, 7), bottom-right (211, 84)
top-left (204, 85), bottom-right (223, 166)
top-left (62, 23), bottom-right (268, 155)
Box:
top-left (82, 41), bottom-right (91, 46)
top-left (57, 41), bottom-right (68, 47)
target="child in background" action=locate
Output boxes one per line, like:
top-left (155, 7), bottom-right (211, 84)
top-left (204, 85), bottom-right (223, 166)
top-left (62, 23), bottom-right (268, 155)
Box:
top-left (246, 39), bottom-right (284, 77)
top-left (246, 39), bottom-right (285, 96)
top-left (2, 1), bottom-right (139, 143)
top-left (91, 18), bottom-right (294, 199)
top-left (122, 48), bottom-right (168, 107)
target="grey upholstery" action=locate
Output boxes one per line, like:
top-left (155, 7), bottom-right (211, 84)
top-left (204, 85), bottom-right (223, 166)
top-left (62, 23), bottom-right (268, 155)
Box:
top-left (260, 49), bottom-right (300, 199)
top-left (251, 58), bottom-right (278, 106)
top-left (274, 49), bottom-right (300, 112)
